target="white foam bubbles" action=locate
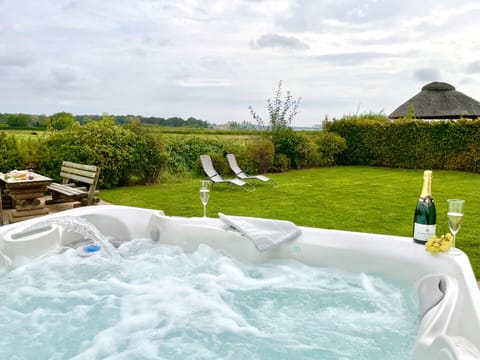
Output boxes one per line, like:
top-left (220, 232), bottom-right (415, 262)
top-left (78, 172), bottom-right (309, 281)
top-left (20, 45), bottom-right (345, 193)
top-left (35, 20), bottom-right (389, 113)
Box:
top-left (0, 239), bottom-right (419, 359)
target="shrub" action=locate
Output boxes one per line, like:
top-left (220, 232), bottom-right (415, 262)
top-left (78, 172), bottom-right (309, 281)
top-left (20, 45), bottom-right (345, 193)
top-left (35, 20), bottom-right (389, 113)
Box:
top-left (195, 153), bottom-right (230, 177)
top-left (166, 137), bottom-right (231, 176)
top-left (34, 119), bottom-right (166, 188)
top-left (274, 129), bottom-right (311, 169)
top-left (0, 132), bottom-right (26, 171)
top-left (315, 131), bottom-right (347, 166)
top-left (124, 122), bottom-right (167, 185)
top-left (272, 154), bottom-right (291, 172)
top-left (236, 138), bottom-right (275, 174)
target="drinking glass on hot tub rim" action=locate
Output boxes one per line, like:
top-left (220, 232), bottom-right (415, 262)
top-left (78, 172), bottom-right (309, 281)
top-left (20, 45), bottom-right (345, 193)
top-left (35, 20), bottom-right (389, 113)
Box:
top-left (447, 199), bottom-right (465, 255)
top-left (200, 180), bottom-right (211, 217)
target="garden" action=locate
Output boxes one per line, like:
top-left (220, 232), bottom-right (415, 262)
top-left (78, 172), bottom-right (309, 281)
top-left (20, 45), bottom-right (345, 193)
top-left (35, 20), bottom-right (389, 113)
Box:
top-left (1, 112), bottom-right (479, 277)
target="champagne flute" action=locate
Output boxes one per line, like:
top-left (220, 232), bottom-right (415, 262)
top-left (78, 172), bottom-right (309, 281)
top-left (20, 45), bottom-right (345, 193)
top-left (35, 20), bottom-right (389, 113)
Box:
top-left (447, 199), bottom-right (465, 255)
top-left (199, 180), bottom-right (211, 217)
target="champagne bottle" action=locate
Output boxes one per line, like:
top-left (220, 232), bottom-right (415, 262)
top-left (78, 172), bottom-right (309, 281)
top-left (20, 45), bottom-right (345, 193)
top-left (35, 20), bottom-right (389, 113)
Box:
top-left (413, 170), bottom-right (436, 244)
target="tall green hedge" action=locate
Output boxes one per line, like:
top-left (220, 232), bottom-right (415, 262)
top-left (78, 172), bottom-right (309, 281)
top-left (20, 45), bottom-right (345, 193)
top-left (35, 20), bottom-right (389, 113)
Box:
top-left (325, 118), bottom-right (480, 172)
top-left (165, 137), bottom-right (238, 176)
top-left (5, 119), bottom-right (477, 191)
top-left (0, 132), bottom-right (25, 171)
top-left (33, 120), bottom-right (166, 189)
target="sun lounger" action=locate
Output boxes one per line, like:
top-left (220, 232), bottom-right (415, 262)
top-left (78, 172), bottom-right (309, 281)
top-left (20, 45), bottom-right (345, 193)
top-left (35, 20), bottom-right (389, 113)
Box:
top-left (226, 153), bottom-right (278, 188)
top-left (200, 155), bottom-right (255, 192)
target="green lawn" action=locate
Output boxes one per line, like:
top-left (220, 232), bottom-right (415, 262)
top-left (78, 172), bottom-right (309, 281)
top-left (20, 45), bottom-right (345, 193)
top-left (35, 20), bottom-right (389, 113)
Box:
top-left (2, 129), bottom-right (46, 141)
top-left (101, 166), bottom-right (480, 277)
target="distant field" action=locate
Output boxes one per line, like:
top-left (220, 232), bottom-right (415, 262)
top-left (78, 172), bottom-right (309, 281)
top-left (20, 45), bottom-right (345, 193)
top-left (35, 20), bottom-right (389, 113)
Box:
top-left (144, 125), bottom-right (321, 141)
top-left (162, 132), bottom-right (262, 142)
top-left (145, 126), bottom-right (264, 142)
top-left (2, 126), bottom-right (267, 142)
top-left (1, 129), bottom-right (47, 140)
top-left (2, 126), bottom-right (322, 141)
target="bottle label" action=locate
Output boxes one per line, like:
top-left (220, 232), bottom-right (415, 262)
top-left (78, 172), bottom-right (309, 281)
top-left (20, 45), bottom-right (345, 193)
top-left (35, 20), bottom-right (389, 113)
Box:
top-left (414, 223), bottom-right (436, 242)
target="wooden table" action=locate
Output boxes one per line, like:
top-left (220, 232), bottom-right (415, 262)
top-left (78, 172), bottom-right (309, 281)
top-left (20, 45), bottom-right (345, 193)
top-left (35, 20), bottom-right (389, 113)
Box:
top-left (0, 171), bottom-right (53, 223)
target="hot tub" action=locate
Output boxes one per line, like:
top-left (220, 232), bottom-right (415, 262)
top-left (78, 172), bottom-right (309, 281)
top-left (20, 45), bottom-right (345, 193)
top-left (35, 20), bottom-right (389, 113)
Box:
top-left (0, 205), bottom-right (479, 359)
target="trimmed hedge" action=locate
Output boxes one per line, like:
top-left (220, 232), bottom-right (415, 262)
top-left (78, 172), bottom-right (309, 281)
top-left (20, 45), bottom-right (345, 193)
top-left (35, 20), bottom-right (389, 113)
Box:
top-left (325, 118), bottom-right (480, 172)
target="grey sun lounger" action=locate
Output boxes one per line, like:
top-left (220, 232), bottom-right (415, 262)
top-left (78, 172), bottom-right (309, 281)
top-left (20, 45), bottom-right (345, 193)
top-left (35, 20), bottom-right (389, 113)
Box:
top-left (200, 155), bottom-right (255, 192)
top-left (226, 153), bottom-right (278, 188)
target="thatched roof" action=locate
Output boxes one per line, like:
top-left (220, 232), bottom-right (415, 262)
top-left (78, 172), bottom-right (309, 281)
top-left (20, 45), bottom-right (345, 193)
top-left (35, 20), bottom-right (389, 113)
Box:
top-left (389, 81), bottom-right (480, 119)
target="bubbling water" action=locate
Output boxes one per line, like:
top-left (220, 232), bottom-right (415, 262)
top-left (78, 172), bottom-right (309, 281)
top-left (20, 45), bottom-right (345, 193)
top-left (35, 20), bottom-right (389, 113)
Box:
top-left (0, 249), bottom-right (11, 268)
top-left (24, 215), bottom-right (119, 258)
top-left (0, 240), bottom-right (419, 360)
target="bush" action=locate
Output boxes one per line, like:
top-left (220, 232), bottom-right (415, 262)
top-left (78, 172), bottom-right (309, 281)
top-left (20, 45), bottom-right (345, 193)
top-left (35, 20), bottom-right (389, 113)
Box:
top-left (195, 153), bottom-right (230, 177)
top-left (166, 137), bottom-right (231, 176)
top-left (274, 129), bottom-right (312, 170)
top-left (0, 132), bottom-right (26, 171)
top-left (34, 119), bottom-right (166, 188)
top-left (124, 122), bottom-right (167, 185)
top-left (236, 138), bottom-right (275, 174)
top-left (314, 131), bottom-right (347, 166)
top-left (272, 154), bottom-right (291, 172)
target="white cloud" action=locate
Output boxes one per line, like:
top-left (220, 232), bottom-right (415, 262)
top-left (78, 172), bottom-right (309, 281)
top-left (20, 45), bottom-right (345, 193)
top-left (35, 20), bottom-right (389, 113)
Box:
top-left (0, 51), bottom-right (32, 67)
top-left (413, 68), bottom-right (442, 82)
top-left (314, 52), bottom-right (393, 66)
top-left (51, 67), bottom-right (78, 84)
top-left (250, 33), bottom-right (309, 50)
top-left (466, 61), bottom-right (480, 74)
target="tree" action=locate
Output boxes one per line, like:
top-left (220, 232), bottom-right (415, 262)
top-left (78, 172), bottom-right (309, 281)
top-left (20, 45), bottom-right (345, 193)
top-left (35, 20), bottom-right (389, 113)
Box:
top-left (6, 113), bottom-right (29, 128)
top-left (48, 112), bottom-right (77, 130)
top-left (248, 80), bottom-right (301, 134)
top-left (227, 120), bottom-right (257, 130)
top-left (248, 81), bottom-right (307, 170)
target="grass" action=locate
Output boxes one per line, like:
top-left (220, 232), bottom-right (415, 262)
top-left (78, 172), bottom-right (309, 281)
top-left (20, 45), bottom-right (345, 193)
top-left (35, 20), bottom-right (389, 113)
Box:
top-left (3, 127), bottom-right (262, 143)
top-left (2, 129), bottom-right (46, 141)
top-left (101, 166), bottom-right (480, 277)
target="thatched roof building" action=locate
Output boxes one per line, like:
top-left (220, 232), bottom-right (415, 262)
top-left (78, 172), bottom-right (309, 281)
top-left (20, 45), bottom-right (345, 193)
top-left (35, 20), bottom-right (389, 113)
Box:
top-left (389, 82), bottom-right (480, 119)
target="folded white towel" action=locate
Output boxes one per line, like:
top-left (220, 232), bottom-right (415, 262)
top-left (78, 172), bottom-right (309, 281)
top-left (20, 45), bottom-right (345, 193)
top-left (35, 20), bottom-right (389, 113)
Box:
top-left (218, 213), bottom-right (301, 252)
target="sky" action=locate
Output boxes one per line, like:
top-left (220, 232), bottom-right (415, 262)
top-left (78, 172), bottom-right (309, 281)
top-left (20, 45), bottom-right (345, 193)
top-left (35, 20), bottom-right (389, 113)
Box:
top-left (1, 0), bottom-right (480, 126)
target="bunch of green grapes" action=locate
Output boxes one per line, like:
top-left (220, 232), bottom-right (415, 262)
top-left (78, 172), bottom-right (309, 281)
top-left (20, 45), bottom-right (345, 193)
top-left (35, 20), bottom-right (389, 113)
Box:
top-left (425, 233), bottom-right (453, 254)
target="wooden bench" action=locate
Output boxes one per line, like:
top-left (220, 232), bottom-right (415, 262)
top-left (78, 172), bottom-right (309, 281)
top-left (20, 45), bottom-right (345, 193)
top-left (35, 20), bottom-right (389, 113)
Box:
top-left (46, 161), bottom-right (101, 206)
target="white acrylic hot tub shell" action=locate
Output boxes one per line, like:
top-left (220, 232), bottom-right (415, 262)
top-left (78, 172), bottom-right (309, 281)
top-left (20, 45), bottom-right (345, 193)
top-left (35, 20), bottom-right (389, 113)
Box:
top-left (2, 224), bottom-right (60, 261)
top-left (0, 205), bottom-right (479, 360)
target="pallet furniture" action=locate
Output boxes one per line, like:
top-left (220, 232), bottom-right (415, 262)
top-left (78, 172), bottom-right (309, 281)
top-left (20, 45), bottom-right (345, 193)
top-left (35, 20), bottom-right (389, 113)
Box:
top-left (0, 171), bottom-right (53, 223)
top-left (47, 161), bottom-right (101, 206)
